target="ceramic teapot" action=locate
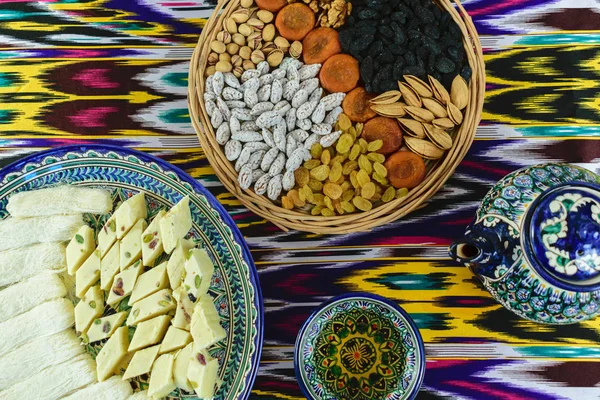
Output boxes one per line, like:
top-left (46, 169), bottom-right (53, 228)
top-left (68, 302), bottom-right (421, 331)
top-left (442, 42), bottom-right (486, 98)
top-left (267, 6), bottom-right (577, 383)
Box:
top-left (450, 163), bottom-right (600, 324)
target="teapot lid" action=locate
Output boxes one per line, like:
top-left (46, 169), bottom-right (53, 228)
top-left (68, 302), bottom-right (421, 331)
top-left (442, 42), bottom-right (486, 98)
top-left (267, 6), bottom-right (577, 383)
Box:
top-left (524, 183), bottom-right (600, 290)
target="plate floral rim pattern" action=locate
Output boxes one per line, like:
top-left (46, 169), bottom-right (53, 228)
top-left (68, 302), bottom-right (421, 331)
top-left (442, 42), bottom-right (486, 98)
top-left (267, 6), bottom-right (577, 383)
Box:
top-left (294, 293), bottom-right (425, 400)
top-left (0, 145), bottom-right (263, 400)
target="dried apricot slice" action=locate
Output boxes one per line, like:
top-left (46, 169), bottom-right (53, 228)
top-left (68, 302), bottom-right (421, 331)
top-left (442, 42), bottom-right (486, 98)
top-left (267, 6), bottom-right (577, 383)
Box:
top-left (319, 54), bottom-right (360, 93)
top-left (342, 87), bottom-right (377, 123)
top-left (256, 0), bottom-right (287, 12)
top-left (302, 27), bottom-right (342, 65)
top-left (275, 3), bottom-right (315, 42)
top-left (362, 117), bottom-right (403, 155)
top-left (384, 151), bottom-right (426, 189)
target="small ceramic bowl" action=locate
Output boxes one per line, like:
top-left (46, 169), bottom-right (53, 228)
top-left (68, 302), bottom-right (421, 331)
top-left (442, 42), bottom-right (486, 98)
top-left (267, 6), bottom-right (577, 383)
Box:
top-left (294, 293), bottom-right (425, 400)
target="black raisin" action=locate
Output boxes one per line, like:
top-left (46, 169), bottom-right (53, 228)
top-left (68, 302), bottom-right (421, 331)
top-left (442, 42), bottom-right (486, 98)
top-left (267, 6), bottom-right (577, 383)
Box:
top-left (391, 11), bottom-right (407, 22)
top-left (435, 56), bottom-right (455, 73)
top-left (367, 0), bottom-right (385, 10)
top-left (393, 30), bottom-right (406, 45)
top-left (346, 16), bottom-right (356, 26)
top-left (356, 23), bottom-right (377, 36)
top-left (368, 41), bottom-right (384, 57)
top-left (381, 52), bottom-right (395, 63)
top-left (415, 6), bottom-right (434, 23)
top-left (404, 50), bottom-right (416, 66)
top-left (360, 56), bottom-right (375, 83)
top-left (432, 5), bottom-right (442, 20)
top-left (379, 25), bottom-right (394, 38)
top-left (390, 45), bottom-right (405, 55)
top-left (423, 25), bottom-right (440, 39)
top-left (447, 46), bottom-right (465, 62)
top-left (381, 79), bottom-right (397, 92)
top-left (365, 82), bottom-right (373, 93)
top-left (381, 4), bottom-right (391, 15)
top-left (392, 56), bottom-right (405, 79)
top-left (408, 29), bottom-right (421, 40)
top-left (338, 29), bottom-right (354, 51)
top-left (403, 65), bottom-right (425, 77)
top-left (358, 8), bottom-right (379, 19)
top-left (460, 65), bottom-right (472, 82)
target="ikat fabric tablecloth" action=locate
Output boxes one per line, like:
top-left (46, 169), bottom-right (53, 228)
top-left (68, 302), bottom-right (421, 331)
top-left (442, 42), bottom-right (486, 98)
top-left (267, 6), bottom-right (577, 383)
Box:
top-left (0, 0), bottom-right (599, 399)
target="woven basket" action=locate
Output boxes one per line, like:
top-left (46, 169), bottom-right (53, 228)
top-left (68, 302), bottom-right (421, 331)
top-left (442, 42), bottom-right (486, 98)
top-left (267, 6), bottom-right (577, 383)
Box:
top-left (188, 0), bottom-right (485, 234)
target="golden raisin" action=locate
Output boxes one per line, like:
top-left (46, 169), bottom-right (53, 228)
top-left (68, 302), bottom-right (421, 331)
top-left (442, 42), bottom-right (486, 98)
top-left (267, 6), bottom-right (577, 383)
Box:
top-left (373, 162), bottom-right (387, 177)
top-left (310, 165), bottom-right (330, 181)
top-left (359, 138), bottom-right (368, 153)
top-left (350, 170), bottom-right (359, 188)
top-left (356, 169), bottom-right (370, 186)
top-left (342, 189), bottom-right (354, 202)
top-left (361, 182), bottom-right (376, 199)
top-left (324, 196), bottom-right (334, 211)
top-left (321, 149), bottom-right (331, 165)
top-left (336, 133), bottom-right (353, 154)
top-left (333, 199), bottom-right (344, 215)
top-left (349, 144), bottom-right (361, 161)
top-left (396, 188), bottom-right (409, 198)
top-left (304, 159), bottom-right (321, 170)
top-left (343, 160), bottom-right (358, 175)
top-left (311, 205), bottom-right (323, 215)
top-left (352, 196), bottom-right (372, 211)
top-left (307, 178), bottom-right (324, 192)
top-left (311, 143), bottom-right (323, 159)
top-left (321, 208), bottom-right (335, 217)
top-left (323, 182), bottom-right (343, 200)
top-left (329, 161), bottom-right (342, 182)
top-left (282, 196), bottom-right (294, 209)
top-left (358, 155), bottom-right (373, 175)
top-left (382, 186), bottom-right (396, 202)
top-left (341, 200), bottom-right (356, 213)
top-left (338, 113), bottom-right (352, 130)
top-left (294, 167), bottom-right (310, 187)
top-left (367, 139), bottom-right (383, 152)
top-left (288, 189), bottom-right (305, 207)
top-left (367, 152), bottom-right (385, 163)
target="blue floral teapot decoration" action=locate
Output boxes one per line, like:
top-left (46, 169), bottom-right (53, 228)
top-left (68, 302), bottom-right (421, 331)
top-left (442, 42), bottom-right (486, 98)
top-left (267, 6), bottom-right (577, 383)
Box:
top-left (450, 163), bottom-right (600, 324)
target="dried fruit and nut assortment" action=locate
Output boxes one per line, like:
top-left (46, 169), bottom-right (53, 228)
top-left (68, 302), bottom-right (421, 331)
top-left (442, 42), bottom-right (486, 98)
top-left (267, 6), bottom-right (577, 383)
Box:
top-left (203, 0), bottom-right (471, 216)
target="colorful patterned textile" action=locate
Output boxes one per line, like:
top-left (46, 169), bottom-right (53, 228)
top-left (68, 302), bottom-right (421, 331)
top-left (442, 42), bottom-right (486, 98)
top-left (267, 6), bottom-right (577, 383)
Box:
top-left (0, 0), bottom-right (598, 399)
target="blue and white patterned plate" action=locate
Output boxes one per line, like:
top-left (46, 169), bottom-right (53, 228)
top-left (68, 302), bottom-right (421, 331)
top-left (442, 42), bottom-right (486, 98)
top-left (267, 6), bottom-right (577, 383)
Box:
top-left (0, 145), bottom-right (263, 400)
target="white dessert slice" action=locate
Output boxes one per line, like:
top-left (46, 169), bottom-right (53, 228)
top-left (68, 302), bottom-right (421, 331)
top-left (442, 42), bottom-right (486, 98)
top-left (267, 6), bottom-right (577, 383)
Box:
top-left (62, 376), bottom-right (132, 400)
top-left (173, 342), bottom-right (194, 393)
top-left (128, 315), bottom-right (171, 352)
top-left (127, 390), bottom-right (151, 399)
top-left (0, 272), bottom-right (66, 323)
top-left (107, 259), bottom-right (143, 306)
top-left (148, 353), bottom-right (176, 399)
top-left (98, 215), bottom-right (117, 258)
top-left (183, 248), bottom-right (214, 303)
top-left (190, 294), bottom-right (226, 350)
top-left (159, 196), bottom-right (192, 254)
top-left (0, 214), bottom-right (83, 252)
top-left (127, 289), bottom-right (175, 326)
top-left (159, 326), bottom-right (192, 355)
top-left (172, 286), bottom-right (194, 331)
top-left (0, 330), bottom-right (84, 391)
top-left (76, 249), bottom-right (101, 298)
top-left (122, 344), bottom-right (160, 380)
top-left (0, 354), bottom-right (96, 400)
top-left (67, 225), bottom-right (95, 275)
top-left (0, 243), bottom-right (66, 287)
top-left (75, 285), bottom-right (104, 334)
top-left (85, 312), bottom-right (127, 344)
top-left (187, 348), bottom-right (219, 398)
top-left (101, 240), bottom-right (120, 291)
top-left (130, 262), bottom-right (169, 305)
top-left (120, 219), bottom-right (147, 270)
top-left (96, 326), bottom-right (129, 381)
top-left (167, 238), bottom-right (194, 290)
top-left (115, 193), bottom-right (147, 239)
top-left (114, 350), bottom-right (135, 376)
top-left (0, 298), bottom-right (74, 358)
top-left (6, 185), bottom-right (112, 217)
top-left (142, 210), bottom-right (166, 266)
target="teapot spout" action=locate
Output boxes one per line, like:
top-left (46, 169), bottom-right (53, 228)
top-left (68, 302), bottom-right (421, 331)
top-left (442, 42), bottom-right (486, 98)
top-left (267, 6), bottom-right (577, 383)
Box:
top-left (449, 240), bottom-right (483, 265)
top-left (449, 230), bottom-right (500, 279)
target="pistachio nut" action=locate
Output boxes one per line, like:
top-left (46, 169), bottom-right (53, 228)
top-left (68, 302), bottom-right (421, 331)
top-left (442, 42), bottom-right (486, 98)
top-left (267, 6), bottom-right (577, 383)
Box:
top-left (290, 41), bottom-right (302, 59)
top-left (210, 40), bottom-right (226, 54)
top-left (233, 65), bottom-right (244, 78)
top-left (261, 42), bottom-right (277, 56)
top-left (216, 31), bottom-right (231, 44)
top-left (404, 75), bottom-right (433, 98)
top-left (424, 124), bottom-right (453, 150)
top-left (432, 118), bottom-right (455, 130)
top-left (450, 75), bottom-right (469, 110)
top-left (428, 75), bottom-right (450, 105)
top-left (239, 46), bottom-right (252, 60)
top-left (251, 49), bottom-right (265, 64)
top-left (207, 52), bottom-right (219, 66)
top-left (404, 136), bottom-right (445, 160)
top-left (422, 98), bottom-right (448, 118)
top-left (226, 42), bottom-right (240, 55)
top-left (274, 36), bottom-right (290, 50)
top-left (397, 118), bottom-right (426, 139)
top-left (370, 102), bottom-right (406, 118)
top-left (247, 18), bottom-right (264, 31)
top-left (240, 0), bottom-right (253, 8)
top-left (398, 82), bottom-right (422, 107)
top-left (257, 10), bottom-right (274, 23)
top-left (267, 49), bottom-right (284, 67)
top-left (231, 54), bottom-right (243, 67)
top-left (247, 32), bottom-right (262, 50)
top-left (238, 23), bottom-right (253, 36)
top-left (232, 33), bottom-right (246, 46)
top-left (370, 90), bottom-right (401, 105)
top-left (215, 60), bottom-right (233, 73)
top-left (447, 102), bottom-right (463, 125)
top-left (231, 9), bottom-right (250, 24)
top-left (404, 106), bottom-right (435, 122)
top-left (262, 24), bottom-right (276, 42)
top-left (242, 59), bottom-right (256, 70)
top-left (219, 52), bottom-right (231, 63)
top-left (226, 18), bottom-right (238, 34)
top-left (205, 65), bottom-right (216, 77)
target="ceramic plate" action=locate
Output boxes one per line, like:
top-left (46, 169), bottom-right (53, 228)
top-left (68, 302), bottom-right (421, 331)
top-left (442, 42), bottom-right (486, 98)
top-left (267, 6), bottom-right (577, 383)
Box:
top-left (295, 293), bottom-right (425, 400)
top-left (0, 145), bottom-right (263, 400)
